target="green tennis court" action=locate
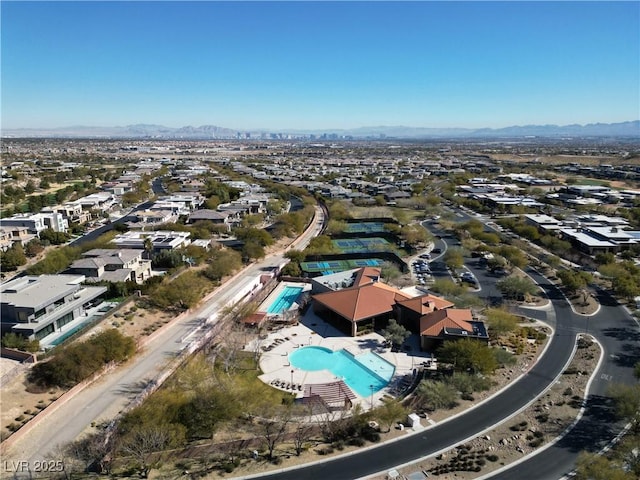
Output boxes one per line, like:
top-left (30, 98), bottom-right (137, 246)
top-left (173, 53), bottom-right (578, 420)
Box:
top-left (301, 258), bottom-right (383, 274)
top-left (332, 237), bottom-right (393, 254)
top-left (343, 222), bottom-right (387, 234)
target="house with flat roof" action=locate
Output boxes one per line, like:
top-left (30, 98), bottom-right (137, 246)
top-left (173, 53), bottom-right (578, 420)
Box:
top-left (67, 249), bottom-right (151, 284)
top-left (112, 230), bottom-right (191, 251)
top-left (0, 226), bottom-right (35, 251)
top-left (560, 225), bottom-right (640, 254)
top-left (0, 275), bottom-right (107, 341)
top-left (524, 214), bottom-right (564, 232)
top-left (0, 212), bottom-right (68, 235)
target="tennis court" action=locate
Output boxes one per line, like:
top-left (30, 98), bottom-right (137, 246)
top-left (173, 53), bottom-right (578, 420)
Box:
top-left (343, 222), bottom-right (387, 234)
top-left (301, 258), bottom-right (383, 275)
top-left (332, 237), bottom-right (393, 254)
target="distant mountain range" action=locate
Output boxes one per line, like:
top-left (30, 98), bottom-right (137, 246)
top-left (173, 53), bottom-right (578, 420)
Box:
top-left (2, 121), bottom-right (638, 139)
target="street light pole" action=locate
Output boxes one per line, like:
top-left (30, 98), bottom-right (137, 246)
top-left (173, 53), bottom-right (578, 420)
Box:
top-left (369, 384), bottom-right (374, 409)
top-left (291, 369), bottom-right (294, 388)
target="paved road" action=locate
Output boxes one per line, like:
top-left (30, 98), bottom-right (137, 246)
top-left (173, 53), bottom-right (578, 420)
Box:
top-left (488, 286), bottom-right (638, 480)
top-left (2, 205), bottom-right (325, 467)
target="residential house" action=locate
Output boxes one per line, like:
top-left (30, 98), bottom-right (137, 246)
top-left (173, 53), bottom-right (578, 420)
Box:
top-left (0, 275), bottom-right (107, 341)
top-left (0, 212), bottom-right (68, 235)
top-left (187, 209), bottom-right (238, 231)
top-left (67, 249), bottom-right (152, 284)
top-left (112, 230), bottom-right (191, 251)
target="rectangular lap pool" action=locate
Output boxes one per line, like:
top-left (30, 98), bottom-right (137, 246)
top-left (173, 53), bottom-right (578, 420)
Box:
top-left (267, 286), bottom-right (303, 314)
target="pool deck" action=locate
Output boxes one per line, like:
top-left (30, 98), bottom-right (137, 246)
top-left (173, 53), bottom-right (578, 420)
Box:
top-left (258, 281), bottom-right (312, 316)
top-left (250, 308), bottom-right (436, 411)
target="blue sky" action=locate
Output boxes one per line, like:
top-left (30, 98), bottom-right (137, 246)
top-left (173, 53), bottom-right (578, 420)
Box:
top-left (2, 1), bottom-right (639, 130)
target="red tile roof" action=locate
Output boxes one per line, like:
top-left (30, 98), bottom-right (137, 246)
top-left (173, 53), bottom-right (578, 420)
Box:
top-left (242, 312), bottom-right (267, 325)
top-left (419, 308), bottom-right (474, 337)
top-left (353, 266), bottom-right (382, 287)
top-left (396, 293), bottom-right (454, 314)
top-left (313, 278), bottom-right (410, 322)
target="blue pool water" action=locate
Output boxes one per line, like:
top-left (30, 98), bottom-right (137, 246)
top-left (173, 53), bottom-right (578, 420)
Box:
top-left (267, 286), bottom-right (303, 314)
top-left (289, 346), bottom-right (395, 397)
top-left (49, 321), bottom-right (93, 346)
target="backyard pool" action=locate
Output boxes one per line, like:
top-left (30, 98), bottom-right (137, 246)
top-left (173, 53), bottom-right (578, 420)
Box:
top-left (289, 346), bottom-right (395, 397)
top-left (267, 286), bottom-right (304, 314)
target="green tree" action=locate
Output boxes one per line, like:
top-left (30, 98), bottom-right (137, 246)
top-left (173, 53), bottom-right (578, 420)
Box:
top-left (437, 339), bottom-right (498, 375)
top-left (150, 271), bottom-right (209, 311)
top-left (557, 269), bottom-right (590, 294)
top-left (444, 248), bottom-right (464, 270)
top-left (496, 275), bottom-right (538, 301)
top-left (380, 261), bottom-right (401, 282)
top-left (445, 372), bottom-right (492, 395)
top-left (178, 388), bottom-right (239, 439)
top-left (234, 227), bottom-right (274, 247)
top-left (486, 308), bottom-right (519, 338)
top-left (281, 262), bottom-right (302, 277)
top-left (24, 238), bottom-right (44, 257)
top-left (574, 451), bottom-right (636, 480)
top-left (430, 279), bottom-right (466, 297)
top-left (607, 383), bottom-right (640, 432)
top-left (241, 240), bottom-right (265, 262)
top-left (24, 180), bottom-right (36, 194)
top-left (328, 200), bottom-right (350, 220)
top-left (204, 248), bottom-right (242, 282)
top-left (39, 228), bottom-right (71, 245)
top-left (0, 243), bottom-right (27, 271)
top-left (381, 319), bottom-right (411, 349)
top-left (1, 332), bottom-right (39, 352)
top-left (304, 235), bottom-right (337, 256)
top-left (414, 380), bottom-right (458, 411)
top-left (375, 398), bottom-right (408, 433)
top-left (284, 249), bottom-right (306, 264)
top-left (486, 255), bottom-right (509, 272)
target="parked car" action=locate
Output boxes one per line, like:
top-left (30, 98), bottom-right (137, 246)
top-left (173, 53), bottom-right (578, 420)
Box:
top-left (432, 248), bottom-right (442, 254)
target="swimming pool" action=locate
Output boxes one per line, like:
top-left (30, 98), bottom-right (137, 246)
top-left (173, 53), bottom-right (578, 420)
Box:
top-left (48, 320), bottom-right (94, 346)
top-left (289, 346), bottom-right (395, 397)
top-left (267, 286), bottom-right (303, 314)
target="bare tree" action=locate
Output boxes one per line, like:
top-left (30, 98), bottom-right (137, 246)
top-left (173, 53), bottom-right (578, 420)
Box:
top-left (258, 417), bottom-right (289, 461)
top-left (120, 425), bottom-right (175, 478)
top-left (291, 419), bottom-right (316, 456)
top-left (65, 430), bottom-right (113, 475)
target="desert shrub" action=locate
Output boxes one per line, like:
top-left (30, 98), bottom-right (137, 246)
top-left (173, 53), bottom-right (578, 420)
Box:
top-left (536, 413), bottom-right (549, 423)
top-left (28, 329), bottom-right (135, 389)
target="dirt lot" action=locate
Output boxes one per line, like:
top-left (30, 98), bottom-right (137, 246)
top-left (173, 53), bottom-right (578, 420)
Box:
top-left (487, 153), bottom-right (632, 167)
top-left (0, 306), bottom-right (168, 441)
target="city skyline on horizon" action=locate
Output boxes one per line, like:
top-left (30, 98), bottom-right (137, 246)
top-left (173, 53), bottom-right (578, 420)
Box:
top-left (2, 1), bottom-right (639, 131)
